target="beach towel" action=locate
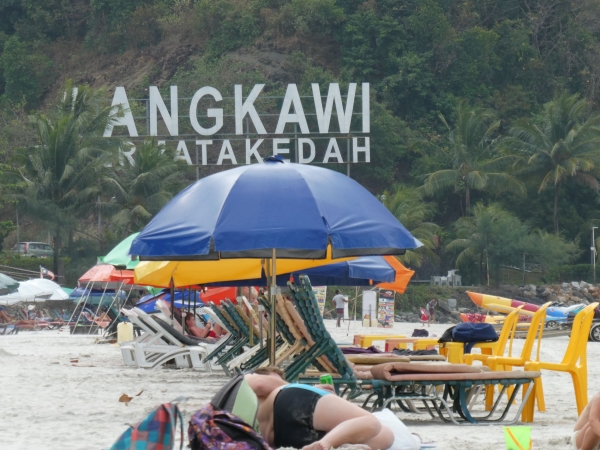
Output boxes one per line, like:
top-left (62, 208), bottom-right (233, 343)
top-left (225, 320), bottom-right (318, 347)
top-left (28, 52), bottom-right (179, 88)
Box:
top-left (110, 403), bottom-right (183, 450)
top-left (372, 408), bottom-right (420, 450)
top-left (188, 403), bottom-right (271, 450)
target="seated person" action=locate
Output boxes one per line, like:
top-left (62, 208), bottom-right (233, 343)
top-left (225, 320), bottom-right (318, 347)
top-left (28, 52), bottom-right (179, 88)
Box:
top-left (245, 367), bottom-right (393, 450)
top-left (185, 314), bottom-right (217, 339)
top-left (0, 307), bottom-right (13, 324)
top-left (573, 392), bottom-right (600, 450)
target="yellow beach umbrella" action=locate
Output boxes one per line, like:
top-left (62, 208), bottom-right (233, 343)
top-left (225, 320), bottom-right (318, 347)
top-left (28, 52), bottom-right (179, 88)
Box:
top-left (134, 245), bottom-right (355, 288)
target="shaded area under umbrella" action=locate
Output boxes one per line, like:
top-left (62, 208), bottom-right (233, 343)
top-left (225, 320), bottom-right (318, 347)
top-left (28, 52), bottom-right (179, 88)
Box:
top-left (131, 157), bottom-right (421, 363)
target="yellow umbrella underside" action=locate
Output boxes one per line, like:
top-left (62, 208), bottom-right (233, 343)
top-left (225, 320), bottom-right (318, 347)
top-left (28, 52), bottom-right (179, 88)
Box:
top-left (134, 246), bottom-right (355, 288)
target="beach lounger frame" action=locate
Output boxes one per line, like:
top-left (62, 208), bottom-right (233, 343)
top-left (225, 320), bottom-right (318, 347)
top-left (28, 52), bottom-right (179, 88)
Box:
top-left (362, 371), bottom-right (539, 425)
top-left (120, 308), bottom-right (210, 370)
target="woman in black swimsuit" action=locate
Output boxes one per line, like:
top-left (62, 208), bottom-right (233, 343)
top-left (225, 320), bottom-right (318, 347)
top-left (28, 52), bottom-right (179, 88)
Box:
top-left (247, 371), bottom-right (394, 450)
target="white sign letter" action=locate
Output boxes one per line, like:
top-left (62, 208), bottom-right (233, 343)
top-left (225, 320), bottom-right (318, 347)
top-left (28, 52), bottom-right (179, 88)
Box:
top-left (217, 140), bottom-right (237, 165)
top-left (312, 83), bottom-right (356, 133)
top-left (190, 87), bottom-right (223, 136)
top-left (175, 140), bottom-right (192, 165)
top-left (246, 139), bottom-right (264, 164)
top-left (323, 138), bottom-right (344, 163)
top-left (120, 146), bottom-right (136, 165)
top-left (275, 84), bottom-right (309, 134)
top-left (272, 139), bottom-right (290, 162)
top-left (196, 140), bottom-right (212, 165)
top-left (149, 86), bottom-right (179, 136)
top-left (352, 137), bottom-right (370, 162)
top-left (235, 84), bottom-right (267, 135)
top-left (104, 87), bottom-right (138, 137)
top-left (362, 83), bottom-right (370, 133)
top-left (298, 138), bottom-right (315, 164)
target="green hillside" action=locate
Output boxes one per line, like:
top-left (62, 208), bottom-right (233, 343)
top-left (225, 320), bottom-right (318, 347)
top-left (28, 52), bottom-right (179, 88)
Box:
top-left (1, 0), bottom-right (600, 285)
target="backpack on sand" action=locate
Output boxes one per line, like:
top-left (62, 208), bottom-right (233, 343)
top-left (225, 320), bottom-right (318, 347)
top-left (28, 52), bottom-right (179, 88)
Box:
top-left (110, 403), bottom-right (184, 450)
top-left (188, 373), bottom-right (271, 450)
top-left (188, 403), bottom-right (271, 450)
top-left (451, 322), bottom-right (498, 353)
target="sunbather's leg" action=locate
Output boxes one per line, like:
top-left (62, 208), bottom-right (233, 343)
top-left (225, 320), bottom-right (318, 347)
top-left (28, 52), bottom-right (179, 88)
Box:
top-left (574, 393), bottom-right (600, 450)
top-left (306, 393), bottom-right (394, 450)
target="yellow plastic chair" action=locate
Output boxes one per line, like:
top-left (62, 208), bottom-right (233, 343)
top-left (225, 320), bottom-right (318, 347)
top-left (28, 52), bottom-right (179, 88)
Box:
top-left (486, 302), bottom-right (550, 371)
top-left (464, 305), bottom-right (524, 366)
top-left (485, 302), bottom-right (550, 413)
top-left (523, 302), bottom-right (599, 421)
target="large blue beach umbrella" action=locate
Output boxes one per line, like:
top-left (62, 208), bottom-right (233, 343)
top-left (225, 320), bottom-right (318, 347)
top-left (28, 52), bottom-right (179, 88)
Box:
top-left (131, 156), bottom-right (420, 362)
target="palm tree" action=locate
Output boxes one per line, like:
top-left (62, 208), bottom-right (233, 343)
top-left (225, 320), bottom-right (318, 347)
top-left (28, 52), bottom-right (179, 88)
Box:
top-left (12, 82), bottom-right (121, 277)
top-left (102, 139), bottom-right (188, 237)
top-left (447, 204), bottom-right (524, 285)
top-left (422, 101), bottom-right (525, 215)
top-left (381, 185), bottom-right (439, 267)
top-left (503, 92), bottom-right (600, 234)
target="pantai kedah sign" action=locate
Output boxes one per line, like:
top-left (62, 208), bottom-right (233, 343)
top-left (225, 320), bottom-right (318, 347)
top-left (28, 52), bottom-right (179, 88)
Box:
top-left (104, 83), bottom-right (370, 166)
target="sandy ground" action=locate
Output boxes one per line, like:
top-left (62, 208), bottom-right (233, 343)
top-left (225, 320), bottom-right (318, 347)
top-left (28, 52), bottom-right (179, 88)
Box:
top-left (0, 319), bottom-right (593, 449)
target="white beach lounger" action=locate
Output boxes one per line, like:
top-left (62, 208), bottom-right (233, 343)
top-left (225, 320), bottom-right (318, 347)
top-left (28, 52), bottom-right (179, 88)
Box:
top-left (120, 308), bottom-right (211, 371)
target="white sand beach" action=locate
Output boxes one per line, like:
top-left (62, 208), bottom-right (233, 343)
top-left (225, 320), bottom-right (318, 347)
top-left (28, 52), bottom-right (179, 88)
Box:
top-left (0, 319), bottom-right (593, 449)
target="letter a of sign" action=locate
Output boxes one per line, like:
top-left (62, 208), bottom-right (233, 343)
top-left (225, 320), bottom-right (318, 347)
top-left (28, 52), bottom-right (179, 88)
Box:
top-left (323, 138), bottom-right (344, 163)
top-left (104, 87), bottom-right (138, 137)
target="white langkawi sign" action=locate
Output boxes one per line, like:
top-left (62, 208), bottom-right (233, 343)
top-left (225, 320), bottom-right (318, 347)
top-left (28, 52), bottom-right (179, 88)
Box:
top-left (104, 83), bottom-right (370, 166)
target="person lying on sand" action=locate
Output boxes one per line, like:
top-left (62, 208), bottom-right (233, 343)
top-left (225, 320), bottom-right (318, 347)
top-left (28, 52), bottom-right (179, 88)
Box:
top-left (245, 367), bottom-right (393, 450)
top-left (573, 392), bottom-right (600, 450)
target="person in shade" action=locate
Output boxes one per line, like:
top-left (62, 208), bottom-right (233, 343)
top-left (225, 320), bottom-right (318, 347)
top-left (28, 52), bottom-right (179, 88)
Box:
top-left (332, 290), bottom-right (348, 327)
top-left (426, 299), bottom-right (438, 325)
top-left (246, 368), bottom-right (393, 450)
top-left (573, 393), bottom-right (600, 450)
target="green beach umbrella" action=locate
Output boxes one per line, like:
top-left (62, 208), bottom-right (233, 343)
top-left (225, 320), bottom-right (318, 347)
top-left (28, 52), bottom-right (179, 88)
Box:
top-left (101, 233), bottom-right (140, 269)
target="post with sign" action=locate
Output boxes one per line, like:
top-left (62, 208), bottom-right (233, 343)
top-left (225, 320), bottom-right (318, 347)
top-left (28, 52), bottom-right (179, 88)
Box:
top-left (312, 286), bottom-right (327, 315)
top-left (362, 290), bottom-right (377, 327)
top-left (378, 289), bottom-right (395, 328)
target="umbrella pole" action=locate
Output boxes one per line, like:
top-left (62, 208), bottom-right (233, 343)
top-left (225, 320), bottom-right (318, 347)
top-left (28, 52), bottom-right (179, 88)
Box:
top-left (181, 288), bottom-right (185, 333)
top-left (347, 286), bottom-right (359, 336)
top-left (269, 249), bottom-right (277, 365)
top-left (170, 278), bottom-right (174, 323)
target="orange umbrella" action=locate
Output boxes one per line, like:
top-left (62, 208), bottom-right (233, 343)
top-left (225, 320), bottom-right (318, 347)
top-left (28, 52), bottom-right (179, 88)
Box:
top-left (376, 256), bottom-right (414, 294)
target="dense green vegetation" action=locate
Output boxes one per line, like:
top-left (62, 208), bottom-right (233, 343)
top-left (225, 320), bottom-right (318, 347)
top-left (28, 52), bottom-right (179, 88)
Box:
top-left (1, 0), bottom-right (600, 285)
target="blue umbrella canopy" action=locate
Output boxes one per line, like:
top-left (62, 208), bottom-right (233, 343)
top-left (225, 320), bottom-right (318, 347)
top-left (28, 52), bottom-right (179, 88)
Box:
top-left (206, 256), bottom-right (396, 287)
top-left (131, 157), bottom-right (420, 260)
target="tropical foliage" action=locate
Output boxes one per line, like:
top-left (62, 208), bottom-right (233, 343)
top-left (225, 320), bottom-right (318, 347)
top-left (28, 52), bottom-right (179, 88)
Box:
top-left (10, 83), bottom-right (121, 274)
top-left (381, 186), bottom-right (439, 267)
top-left (422, 102), bottom-right (525, 216)
top-left (503, 93), bottom-right (600, 233)
top-left (102, 139), bottom-right (188, 237)
top-left (1, 1), bottom-right (600, 283)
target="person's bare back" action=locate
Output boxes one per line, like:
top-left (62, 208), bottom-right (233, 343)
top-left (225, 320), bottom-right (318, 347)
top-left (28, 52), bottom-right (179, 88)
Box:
top-left (245, 371), bottom-right (393, 450)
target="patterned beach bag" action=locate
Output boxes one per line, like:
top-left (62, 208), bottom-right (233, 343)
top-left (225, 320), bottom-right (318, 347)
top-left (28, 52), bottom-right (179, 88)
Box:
top-left (110, 403), bottom-right (184, 450)
top-left (188, 403), bottom-right (271, 450)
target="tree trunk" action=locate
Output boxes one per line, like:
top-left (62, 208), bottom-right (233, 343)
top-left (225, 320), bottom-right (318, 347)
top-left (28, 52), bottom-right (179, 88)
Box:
top-left (465, 187), bottom-right (471, 216)
top-left (52, 234), bottom-right (60, 282)
top-left (554, 184), bottom-right (560, 235)
top-left (479, 253), bottom-right (483, 285)
top-left (124, 221), bottom-right (132, 239)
